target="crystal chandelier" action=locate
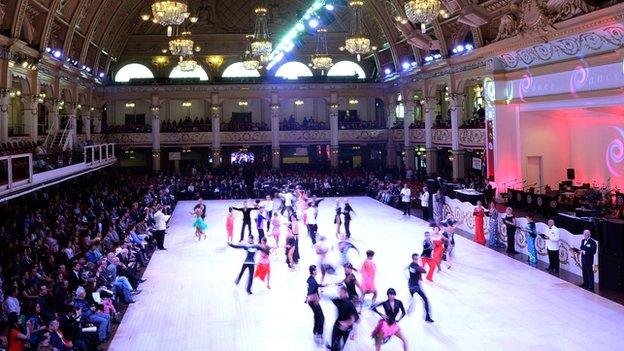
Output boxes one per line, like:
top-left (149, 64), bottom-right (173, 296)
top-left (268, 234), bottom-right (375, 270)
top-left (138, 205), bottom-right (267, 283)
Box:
top-left (151, 1), bottom-right (190, 26)
top-left (404, 0), bottom-right (441, 33)
top-left (242, 50), bottom-right (260, 71)
top-left (251, 6), bottom-right (272, 57)
top-left (311, 29), bottom-right (333, 73)
top-left (345, 0), bottom-right (370, 61)
top-left (178, 54), bottom-right (197, 72)
top-left (169, 31), bottom-right (194, 56)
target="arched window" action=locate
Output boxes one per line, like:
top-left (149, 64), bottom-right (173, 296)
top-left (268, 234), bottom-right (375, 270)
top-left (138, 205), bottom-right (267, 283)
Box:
top-left (327, 61), bottom-right (366, 79)
top-left (274, 61), bottom-right (313, 80)
top-left (169, 65), bottom-right (209, 81)
top-left (114, 63), bottom-right (154, 82)
top-left (222, 62), bottom-right (260, 78)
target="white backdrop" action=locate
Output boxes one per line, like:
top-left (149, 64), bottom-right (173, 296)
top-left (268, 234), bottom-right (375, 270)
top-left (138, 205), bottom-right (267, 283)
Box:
top-left (444, 196), bottom-right (599, 281)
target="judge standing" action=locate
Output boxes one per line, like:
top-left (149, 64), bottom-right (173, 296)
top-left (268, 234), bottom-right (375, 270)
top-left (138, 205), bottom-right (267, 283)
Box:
top-left (544, 219), bottom-right (560, 274)
top-left (400, 184), bottom-right (412, 216)
top-left (420, 187), bottom-right (430, 221)
top-left (579, 229), bottom-right (597, 291)
top-left (153, 205), bottom-right (167, 250)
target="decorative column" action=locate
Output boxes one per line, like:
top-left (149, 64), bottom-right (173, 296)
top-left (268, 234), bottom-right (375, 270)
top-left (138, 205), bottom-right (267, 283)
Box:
top-left (210, 93), bottom-right (222, 167)
top-left (450, 93), bottom-right (465, 180)
top-left (81, 108), bottom-right (92, 140)
top-left (270, 97), bottom-right (281, 169)
top-left (403, 99), bottom-right (415, 170)
top-left (92, 110), bottom-right (102, 134)
top-left (67, 103), bottom-right (77, 149)
top-left (386, 97), bottom-right (398, 168)
top-left (47, 100), bottom-right (60, 134)
top-left (329, 93), bottom-right (339, 169)
top-left (0, 89), bottom-right (9, 143)
top-left (150, 104), bottom-right (161, 173)
top-left (22, 96), bottom-right (39, 142)
top-left (423, 98), bottom-right (437, 175)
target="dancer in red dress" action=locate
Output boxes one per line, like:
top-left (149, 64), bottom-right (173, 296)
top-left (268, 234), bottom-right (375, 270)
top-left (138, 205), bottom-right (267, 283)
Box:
top-left (426, 227), bottom-right (445, 282)
top-left (360, 250), bottom-right (378, 306)
top-left (226, 207), bottom-right (235, 243)
top-left (254, 237), bottom-right (271, 289)
top-left (473, 200), bottom-right (486, 245)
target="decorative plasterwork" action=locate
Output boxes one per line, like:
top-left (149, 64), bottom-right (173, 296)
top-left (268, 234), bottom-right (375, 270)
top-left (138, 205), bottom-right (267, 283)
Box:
top-left (338, 129), bottom-right (388, 143)
top-left (458, 128), bottom-right (485, 148)
top-left (497, 23), bottom-right (624, 69)
top-left (278, 130), bottom-right (331, 144)
top-left (410, 128), bottom-right (425, 143)
top-left (220, 131), bottom-right (271, 144)
top-left (432, 128), bottom-right (452, 146)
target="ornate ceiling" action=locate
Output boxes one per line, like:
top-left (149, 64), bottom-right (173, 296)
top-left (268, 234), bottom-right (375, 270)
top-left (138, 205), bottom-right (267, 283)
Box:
top-left (0, 0), bottom-right (617, 76)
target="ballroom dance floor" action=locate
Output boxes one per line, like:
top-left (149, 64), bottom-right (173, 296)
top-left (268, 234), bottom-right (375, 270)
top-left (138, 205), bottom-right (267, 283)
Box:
top-left (108, 197), bottom-right (624, 351)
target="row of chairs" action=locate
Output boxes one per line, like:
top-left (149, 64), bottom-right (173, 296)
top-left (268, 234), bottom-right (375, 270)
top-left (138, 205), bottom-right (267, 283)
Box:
top-left (0, 140), bottom-right (36, 157)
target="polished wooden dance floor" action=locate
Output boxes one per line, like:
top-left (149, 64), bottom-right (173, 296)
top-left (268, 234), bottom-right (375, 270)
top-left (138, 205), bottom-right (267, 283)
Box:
top-left (109, 197), bottom-right (624, 351)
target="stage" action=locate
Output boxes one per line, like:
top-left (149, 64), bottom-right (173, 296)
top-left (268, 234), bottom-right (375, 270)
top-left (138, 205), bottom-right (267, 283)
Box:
top-left (108, 197), bottom-right (624, 351)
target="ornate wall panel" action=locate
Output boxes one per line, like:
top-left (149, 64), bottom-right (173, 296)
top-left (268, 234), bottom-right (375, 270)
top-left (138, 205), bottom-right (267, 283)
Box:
top-left (220, 131), bottom-right (271, 145)
top-left (432, 129), bottom-right (452, 147)
top-left (459, 128), bottom-right (486, 148)
top-left (278, 130), bottom-right (331, 144)
top-left (337, 129), bottom-right (388, 144)
top-left (410, 128), bottom-right (425, 144)
top-left (160, 132), bottom-right (212, 145)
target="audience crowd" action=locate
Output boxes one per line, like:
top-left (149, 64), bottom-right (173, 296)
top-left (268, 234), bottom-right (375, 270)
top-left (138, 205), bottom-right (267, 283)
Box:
top-left (0, 171), bottom-right (177, 351)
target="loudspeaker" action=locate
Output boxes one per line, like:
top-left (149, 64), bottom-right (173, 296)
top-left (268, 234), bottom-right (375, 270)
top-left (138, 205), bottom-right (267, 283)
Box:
top-left (567, 168), bottom-right (575, 180)
top-left (600, 220), bottom-right (624, 258)
top-left (598, 254), bottom-right (624, 292)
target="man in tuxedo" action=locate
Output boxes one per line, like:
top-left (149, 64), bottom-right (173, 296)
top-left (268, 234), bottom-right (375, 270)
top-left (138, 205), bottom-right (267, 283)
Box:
top-left (579, 229), bottom-right (597, 291)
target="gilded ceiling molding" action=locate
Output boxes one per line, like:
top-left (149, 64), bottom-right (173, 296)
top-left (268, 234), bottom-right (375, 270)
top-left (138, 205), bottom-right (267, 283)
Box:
top-left (39, 0), bottom-right (63, 51)
top-left (432, 19), bottom-right (449, 57)
top-left (367, 0), bottom-right (401, 71)
top-left (497, 23), bottom-right (624, 69)
top-left (62, 0), bottom-right (93, 57)
top-left (79, 0), bottom-right (113, 64)
top-left (10, 0), bottom-right (28, 38)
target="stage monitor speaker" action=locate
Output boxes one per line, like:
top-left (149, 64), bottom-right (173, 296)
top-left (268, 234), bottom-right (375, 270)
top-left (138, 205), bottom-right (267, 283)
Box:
top-left (598, 254), bottom-right (624, 292)
top-left (567, 168), bottom-right (575, 180)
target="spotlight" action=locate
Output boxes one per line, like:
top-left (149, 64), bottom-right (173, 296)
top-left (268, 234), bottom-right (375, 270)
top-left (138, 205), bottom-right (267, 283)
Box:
top-left (384, 68), bottom-right (391, 75)
top-left (53, 51), bottom-right (61, 58)
top-left (402, 62), bottom-right (410, 70)
top-left (308, 18), bottom-right (319, 28)
top-left (452, 48), bottom-right (457, 54)
top-left (22, 61), bottom-right (29, 68)
top-left (465, 44), bottom-right (473, 50)
top-left (86, 67), bottom-right (91, 72)
top-left (456, 45), bottom-right (464, 52)
top-left (45, 47), bottom-right (51, 53)
top-left (99, 72), bottom-right (105, 78)
top-left (325, 3), bottom-right (334, 11)
top-left (296, 23), bottom-right (305, 32)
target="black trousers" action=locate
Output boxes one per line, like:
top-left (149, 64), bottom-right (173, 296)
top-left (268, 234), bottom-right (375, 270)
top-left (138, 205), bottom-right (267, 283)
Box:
top-left (266, 211), bottom-right (272, 231)
top-left (308, 301), bottom-right (325, 335)
top-left (506, 229), bottom-right (516, 253)
top-left (547, 249), bottom-right (559, 273)
top-left (257, 228), bottom-right (265, 242)
top-left (154, 230), bottom-right (166, 249)
top-left (329, 322), bottom-right (351, 351)
top-left (344, 218), bottom-right (351, 238)
top-left (421, 206), bottom-right (429, 220)
top-left (582, 258), bottom-right (594, 289)
top-left (240, 220), bottom-right (252, 241)
top-left (410, 284), bottom-right (431, 320)
top-left (402, 201), bottom-right (411, 215)
top-left (236, 263), bottom-right (255, 293)
top-left (307, 224), bottom-right (318, 244)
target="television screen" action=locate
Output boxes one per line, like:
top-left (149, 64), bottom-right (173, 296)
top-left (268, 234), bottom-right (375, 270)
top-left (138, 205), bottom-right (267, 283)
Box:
top-left (231, 151), bottom-right (255, 165)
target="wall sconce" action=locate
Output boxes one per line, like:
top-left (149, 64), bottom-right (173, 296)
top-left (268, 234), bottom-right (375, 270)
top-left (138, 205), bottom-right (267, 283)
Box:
top-left (125, 102), bottom-right (135, 108)
top-left (238, 101), bottom-right (248, 106)
top-left (182, 101), bottom-right (192, 107)
top-left (330, 103), bottom-right (339, 109)
top-left (206, 55), bottom-right (224, 69)
top-left (294, 99), bottom-right (304, 106)
top-left (348, 99), bottom-right (359, 105)
top-left (270, 104), bottom-right (280, 110)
